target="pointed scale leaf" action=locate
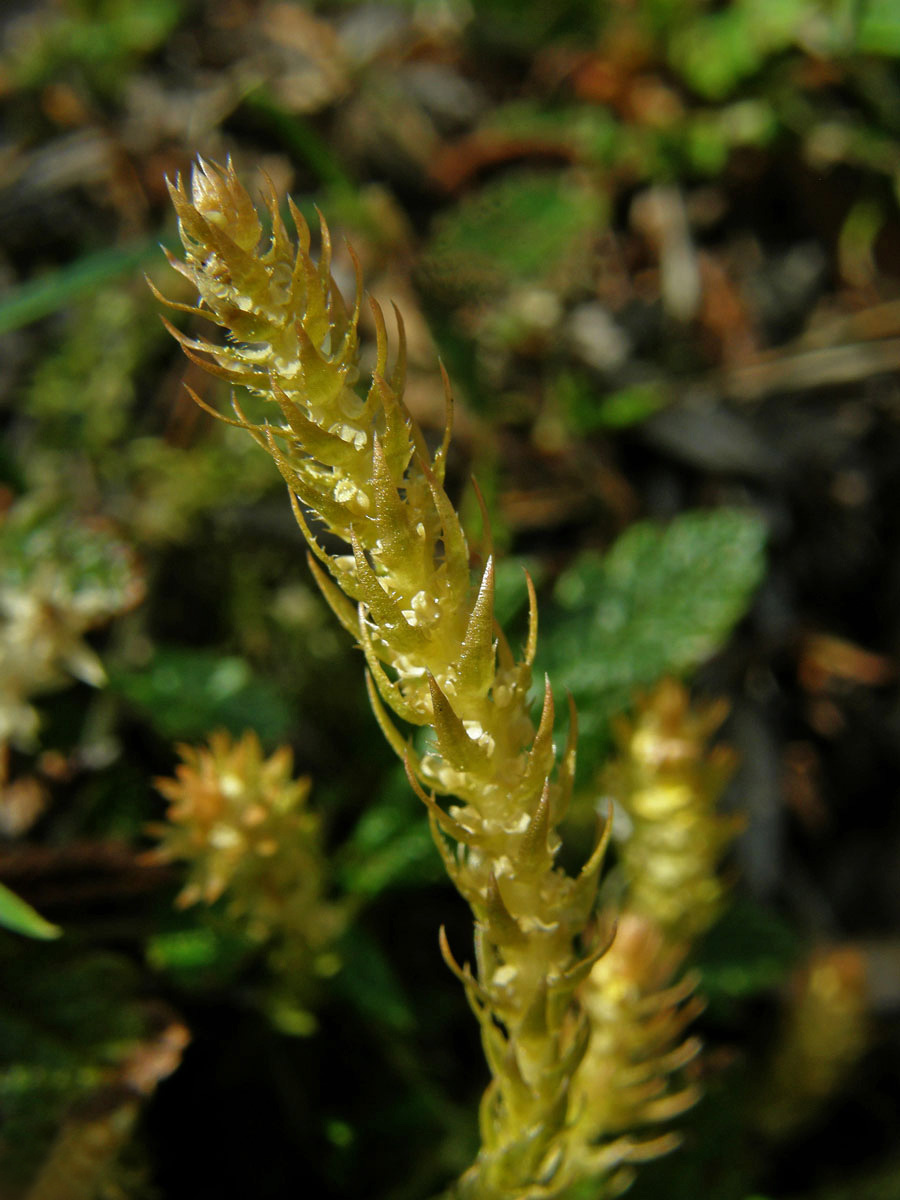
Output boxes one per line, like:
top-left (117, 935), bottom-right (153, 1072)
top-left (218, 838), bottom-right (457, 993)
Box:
top-left (428, 674), bottom-right (487, 775)
top-left (389, 302), bottom-right (407, 397)
top-left (264, 427), bottom-right (351, 532)
top-left (518, 978), bottom-right (550, 1043)
top-left (428, 809), bottom-right (463, 886)
top-left (270, 379), bottom-right (355, 464)
top-left (369, 373), bottom-right (414, 478)
top-left (287, 195), bottom-right (311, 255)
top-left (432, 362), bottom-right (454, 484)
top-left (315, 204), bottom-right (333, 287)
top-left (567, 808), bottom-right (614, 926)
top-left (482, 874), bottom-right (526, 948)
top-left (521, 676), bottom-right (555, 797)
top-left (419, 453), bottom-right (469, 586)
top-left (580, 806), bottom-right (613, 883)
top-left (260, 172), bottom-right (292, 262)
top-left (469, 474), bottom-right (494, 563)
top-left (457, 556), bottom-right (496, 698)
top-left (170, 181), bottom-right (269, 304)
top-left (292, 320), bottom-right (351, 411)
top-left (517, 781), bottom-right (553, 872)
top-left (558, 928), bottom-right (616, 993)
top-left (553, 692), bottom-right (579, 825)
top-left (146, 274), bottom-right (211, 322)
top-left (371, 437), bottom-right (417, 565)
top-left (181, 384), bottom-right (259, 435)
top-left (524, 569), bottom-right (539, 666)
top-left (439, 926), bottom-right (488, 1017)
top-left (349, 531), bottom-right (414, 639)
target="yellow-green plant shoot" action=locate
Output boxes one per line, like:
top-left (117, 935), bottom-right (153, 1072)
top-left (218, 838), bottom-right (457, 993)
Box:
top-left (157, 159), bottom-right (705, 1199)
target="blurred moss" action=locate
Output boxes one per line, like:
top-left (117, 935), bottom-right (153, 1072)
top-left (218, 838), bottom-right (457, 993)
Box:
top-left (0, 242), bottom-right (163, 337)
top-left (26, 283), bottom-right (156, 451)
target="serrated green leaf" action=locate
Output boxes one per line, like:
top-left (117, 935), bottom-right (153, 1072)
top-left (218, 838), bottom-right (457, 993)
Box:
top-left (539, 509), bottom-right (766, 772)
top-left (0, 884), bottom-right (61, 940)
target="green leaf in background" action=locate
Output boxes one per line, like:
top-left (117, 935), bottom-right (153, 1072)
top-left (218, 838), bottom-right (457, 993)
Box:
top-left (421, 171), bottom-right (601, 301)
top-left (538, 509), bottom-right (766, 772)
top-left (108, 646), bottom-right (295, 743)
top-left (0, 883), bottom-right (60, 940)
